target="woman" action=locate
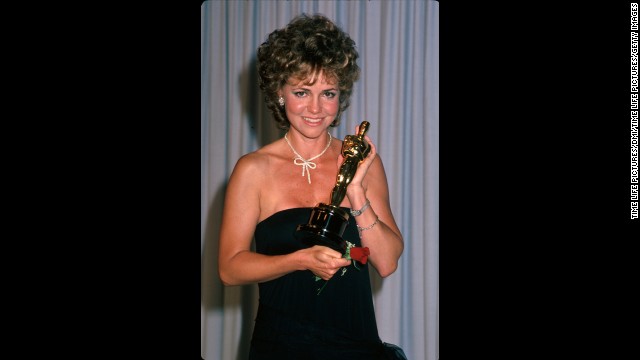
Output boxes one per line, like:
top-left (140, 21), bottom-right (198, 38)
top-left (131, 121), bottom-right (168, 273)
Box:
top-left (218, 13), bottom-right (404, 359)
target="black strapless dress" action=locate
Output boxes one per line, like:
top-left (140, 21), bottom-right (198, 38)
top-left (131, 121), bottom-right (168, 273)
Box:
top-left (248, 208), bottom-right (386, 360)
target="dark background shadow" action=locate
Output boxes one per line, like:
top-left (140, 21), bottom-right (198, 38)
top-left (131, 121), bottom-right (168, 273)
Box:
top-left (241, 55), bottom-right (285, 147)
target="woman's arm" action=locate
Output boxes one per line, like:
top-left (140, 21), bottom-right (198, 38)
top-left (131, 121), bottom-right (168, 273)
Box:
top-left (343, 135), bottom-right (404, 278)
top-left (218, 153), bottom-right (351, 286)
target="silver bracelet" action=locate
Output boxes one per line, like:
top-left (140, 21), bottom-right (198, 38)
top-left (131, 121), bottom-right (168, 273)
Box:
top-left (357, 216), bottom-right (379, 234)
top-left (350, 198), bottom-right (370, 217)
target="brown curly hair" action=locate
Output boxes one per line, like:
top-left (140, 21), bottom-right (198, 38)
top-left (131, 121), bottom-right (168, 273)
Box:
top-left (257, 13), bottom-right (360, 129)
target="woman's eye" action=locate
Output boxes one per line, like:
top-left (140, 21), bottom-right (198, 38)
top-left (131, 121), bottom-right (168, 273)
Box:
top-left (323, 91), bottom-right (337, 99)
top-left (293, 91), bottom-right (307, 97)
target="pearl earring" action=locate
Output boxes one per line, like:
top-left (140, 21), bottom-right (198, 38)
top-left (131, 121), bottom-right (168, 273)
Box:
top-left (278, 97), bottom-right (285, 107)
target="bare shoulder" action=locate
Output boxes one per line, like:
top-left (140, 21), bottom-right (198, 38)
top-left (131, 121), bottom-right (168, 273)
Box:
top-left (232, 151), bottom-right (267, 177)
top-left (229, 140), bottom-right (283, 182)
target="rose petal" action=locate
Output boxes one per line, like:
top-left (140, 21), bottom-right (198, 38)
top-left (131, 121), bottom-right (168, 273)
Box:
top-left (350, 246), bottom-right (370, 264)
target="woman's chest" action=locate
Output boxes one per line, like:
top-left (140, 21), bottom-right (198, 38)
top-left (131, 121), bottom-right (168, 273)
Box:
top-left (260, 159), bottom-right (350, 218)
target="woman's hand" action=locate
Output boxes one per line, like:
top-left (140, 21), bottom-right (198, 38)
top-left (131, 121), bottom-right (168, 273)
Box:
top-left (335, 126), bottom-right (377, 191)
top-left (300, 245), bottom-right (351, 280)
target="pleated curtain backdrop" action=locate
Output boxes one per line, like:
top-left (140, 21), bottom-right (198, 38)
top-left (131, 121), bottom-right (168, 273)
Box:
top-left (201, 1), bottom-right (439, 359)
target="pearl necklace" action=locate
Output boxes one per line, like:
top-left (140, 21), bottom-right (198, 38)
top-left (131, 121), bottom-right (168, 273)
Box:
top-left (283, 132), bottom-right (332, 184)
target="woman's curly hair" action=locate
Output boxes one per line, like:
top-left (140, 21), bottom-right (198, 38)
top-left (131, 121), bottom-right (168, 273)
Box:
top-left (257, 14), bottom-right (360, 129)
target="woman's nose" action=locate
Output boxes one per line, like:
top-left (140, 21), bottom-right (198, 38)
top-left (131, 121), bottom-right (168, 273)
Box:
top-left (308, 97), bottom-right (321, 113)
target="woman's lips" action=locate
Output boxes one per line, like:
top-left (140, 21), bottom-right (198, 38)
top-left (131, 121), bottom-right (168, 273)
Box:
top-left (302, 117), bottom-right (323, 125)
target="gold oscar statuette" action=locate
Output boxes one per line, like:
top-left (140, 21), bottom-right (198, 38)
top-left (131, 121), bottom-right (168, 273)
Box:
top-left (295, 121), bottom-right (371, 253)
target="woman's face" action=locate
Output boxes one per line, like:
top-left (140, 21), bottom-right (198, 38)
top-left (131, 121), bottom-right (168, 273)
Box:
top-left (280, 72), bottom-right (340, 134)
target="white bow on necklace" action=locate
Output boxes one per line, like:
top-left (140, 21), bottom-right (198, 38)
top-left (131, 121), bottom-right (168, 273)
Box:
top-left (283, 132), bottom-right (332, 184)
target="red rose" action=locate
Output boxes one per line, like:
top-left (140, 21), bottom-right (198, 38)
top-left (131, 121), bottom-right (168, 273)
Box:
top-left (350, 247), bottom-right (370, 264)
